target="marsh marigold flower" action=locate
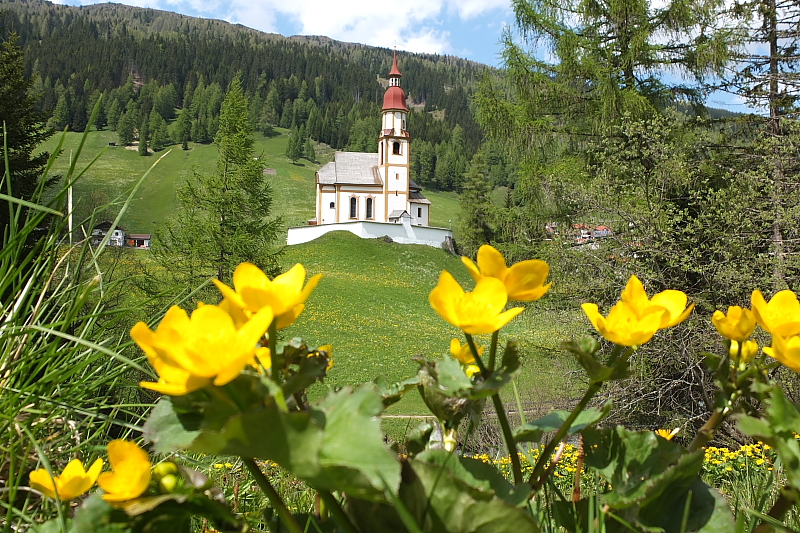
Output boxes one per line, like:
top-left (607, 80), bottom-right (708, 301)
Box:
top-left (29, 458), bottom-right (103, 501)
top-left (214, 263), bottom-right (321, 330)
top-left (131, 304), bottom-right (273, 395)
top-left (429, 271), bottom-right (524, 335)
top-left (450, 338), bottom-right (484, 365)
top-left (730, 339), bottom-right (759, 365)
top-left (764, 334), bottom-right (800, 373)
top-left (751, 289), bottom-right (800, 337)
top-left (621, 275), bottom-right (694, 329)
top-left (98, 440), bottom-right (152, 503)
top-left (581, 301), bottom-right (665, 347)
top-left (712, 306), bottom-right (756, 341)
top-left (655, 428), bottom-right (680, 440)
top-left (462, 244), bottom-right (552, 302)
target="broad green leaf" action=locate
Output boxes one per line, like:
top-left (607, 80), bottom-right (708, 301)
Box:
top-left (583, 426), bottom-right (696, 508)
top-left (563, 338), bottom-right (629, 383)
top-left (638, 477), bottom-right (735, 532)
top-left (347, 459), bottom-right (541, 532)
top-left (374, 375), bottom-right (421, 407)
top-left (416, 449), bottom-right (532, 507)
top-left (145, 385), bottom-right (400, 501)
top-left (513, 401), bottom-right (611, 443)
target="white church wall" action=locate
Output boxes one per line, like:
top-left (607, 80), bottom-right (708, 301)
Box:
top-left (287, 221), bottom-right (452, 248)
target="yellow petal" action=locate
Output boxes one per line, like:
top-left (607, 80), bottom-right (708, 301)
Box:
top-left (504, 260), bottom-right (551, 301)
top-left (620, 275), bottom-right (650, 314)
top-left (29, 469), bottom-right (58, 500)
top-left (99, 440), bottom-right (151, 503)
top-left (476, 245), bottom-right (508, 280)
top-left (651, 291), bottom-right (692, 328)
top-left (460, 255), bottom-right (482, 283)
top-left (766, 334), bottom-right (800, 373)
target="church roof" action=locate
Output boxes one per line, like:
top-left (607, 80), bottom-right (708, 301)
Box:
top-left (389, 50), bottom-right (402, 78)
top-left (409, 191), bottom-right (431, 205)
top-left (382, 86), bottom-right (408, 112)
top-left (317, 152), bottom-right (382, 185)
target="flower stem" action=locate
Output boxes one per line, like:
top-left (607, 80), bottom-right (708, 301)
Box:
top-left (529, 381), bottom-right (602, 490)
top-left (243, 458), bottom-right (303, 533)
top-left (465, 333), bottom-right (523, 484)
top-left (488, 330), bottom-right (499, 371)
top-left (268, 320), bottom-right (280, 385)
top-left (754, 486), bottom-right (799, 533)
top-left (318, 490), bottom-right (359, 533)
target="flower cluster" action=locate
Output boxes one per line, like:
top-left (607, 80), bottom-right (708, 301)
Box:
top-left (131, 263), bottom-right (321, 396)
top-left (29, 440), bottom-right (151, 503)
top-left (581, 276), bottom-right (694, 346)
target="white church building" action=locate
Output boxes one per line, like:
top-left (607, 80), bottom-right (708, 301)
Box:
top-left (287, 53), bottom-right (453, 249)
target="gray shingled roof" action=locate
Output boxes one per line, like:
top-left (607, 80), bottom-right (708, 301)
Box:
top-left (409, 191), bottom-right (431, 205)
top-left (388, 210), bottom-right (410, 218)
top-left (317, 152), bottom-right (382, 185)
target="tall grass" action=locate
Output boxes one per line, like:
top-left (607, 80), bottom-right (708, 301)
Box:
top-left (0, 114), bottom-right (163, 530)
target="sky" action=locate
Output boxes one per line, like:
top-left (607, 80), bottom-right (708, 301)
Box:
top-left (52, 0), bottom-right (749, 111)
top-left (53, 0), bottom-right (514, 68)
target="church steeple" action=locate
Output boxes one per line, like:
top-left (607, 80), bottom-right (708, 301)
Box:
top-left (382, 50), bottom-right (408, 112)
top-left (378, 51), bottom-right (410, 222)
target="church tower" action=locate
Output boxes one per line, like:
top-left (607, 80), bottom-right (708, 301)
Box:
top-left (378, 51), bottom-right (411, 220)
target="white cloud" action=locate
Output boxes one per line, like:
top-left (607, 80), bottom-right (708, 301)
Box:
top-left (61, 0), bottom-right (508, 56)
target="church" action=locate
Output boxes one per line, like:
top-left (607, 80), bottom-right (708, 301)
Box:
top-left (287, 52), bottom-right (452, 249)
top-left (314, 52), bottom-right (430, 226)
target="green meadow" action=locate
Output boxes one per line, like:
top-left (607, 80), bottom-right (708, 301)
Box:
top-left (40, 129), bottom-right (581, 429)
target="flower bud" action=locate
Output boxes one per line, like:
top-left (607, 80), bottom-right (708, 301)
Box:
top-left (153, 461), bottom-right (179, 481)
top-left (158, 474), bottom-right (178, 493)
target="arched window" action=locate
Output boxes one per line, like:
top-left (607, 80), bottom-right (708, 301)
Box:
top-left (366, 198), bottom-right (374, 219)
top-left (349, 197), bottom-right (357, 219)
top-left (393, 141), bottom-right (401, 155)
top-left (329, 201), bottom-right (335, 209)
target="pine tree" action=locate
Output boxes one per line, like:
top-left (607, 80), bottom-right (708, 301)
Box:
top-left (106, 99), bottom-right (122, 130)
top-left (285, 125), bottom-right (303, 163)
top-left (50, 92), bottom-right (70, 130)
top-left (138, 119), bottom-right (149, 156)
top-left (458, 152), bottom-right (494, 257)
top-left (304, 136), bottom-right (316, 163)
top-left (0, 30), bottom-right (52, 232)
top-left (116, 111), bottom-right (135, 145)
top-left (154, 76), bottom-right (282, 287)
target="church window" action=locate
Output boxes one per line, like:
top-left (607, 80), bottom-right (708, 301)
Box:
top-left (366, 198), bottom-right (374, 219)
top-left (418, 208), bottom-right (422, 218)
top-left (349, 197), bottom-right (357, 219)
top-left (393, 142), bottom-right (401, 155)
top-left (329, 202), bottom-right (335, 209)
top-left (395, 173), bottom-right (399, 180)
top-left (402, 119), bottom-right (406, 130)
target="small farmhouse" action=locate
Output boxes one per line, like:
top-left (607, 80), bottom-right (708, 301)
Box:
top-left (287, 52), bottom-right (452, 249)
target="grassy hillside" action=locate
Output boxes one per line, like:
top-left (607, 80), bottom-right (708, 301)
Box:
top-left (281, 232), bottom-right (583, 424)
top-left (40, 129), bottom-right (464, 237)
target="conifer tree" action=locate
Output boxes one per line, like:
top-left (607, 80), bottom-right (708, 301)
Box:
top-left (0, 29), bottom-right (52, 232)
top-left (458, 152), bottom-right (494, 256)
top-left (154, 76), bottom-right (282, 287)
top-left (304, 136), bottom-right (316, 163)
top-left (138, 119), bottom-right (149, 156)
top-left (285, 125), bottom-right (303, 163)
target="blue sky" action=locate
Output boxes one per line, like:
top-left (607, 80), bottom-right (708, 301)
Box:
top-left (54, 0), bottom-right (514, 67)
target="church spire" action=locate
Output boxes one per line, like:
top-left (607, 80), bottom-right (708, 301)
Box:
top-left (382, 50), bottom-right (408, 111)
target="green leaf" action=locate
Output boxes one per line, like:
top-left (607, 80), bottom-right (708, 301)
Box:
top-left (513, 401), bottom-right (611, 443)
top-left (146, 385), bottom-right (400, 501)
top-left (347, 459), bottom-right (541, 533)
top-left (374, 375), bottom-right (422, 407)
top-left (563, 338), bottom-right (629, 383)
top-left (143, 398), bottom-right (202, 454)
top-left (404, 421), bottom-right (435, 457)
top-left (583, 426), bottom-right (697, 508)
top-left (415, 449), bottom-right (532, 507)
top-left (638, 477), bottom-right (735, 533)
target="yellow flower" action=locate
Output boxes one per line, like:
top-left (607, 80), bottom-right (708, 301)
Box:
top-left (131, 304), bottom-right (273, 395)
top-left (751, 289), bottom-right (800, 336)
top-left (461, 244), bottom-right (552, 301)
top-left (581, 301), bottom-right (665, 346)
top-left (213, 263), bottom-right (322, 330)
top-left (655, 428), bottom-right (680, 440)
top-left (98, 440), bottom-right (152, 503)
top-left (763, 334), bottom-right (800, 373)
top-left (712, 306), bottom-right (756, 341)
top-left (465, 364), bottom-right (481, 378)
top-left (449, 338), bottom-right (484, 365)
top-left (29, 458), bottom-right (103, 501)
top-left (429, 271), bottom-right (524, 335)
top-left (621, 275), bottom-right (694, 328)
top-left (730, 339), bottom-right (759, 365)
